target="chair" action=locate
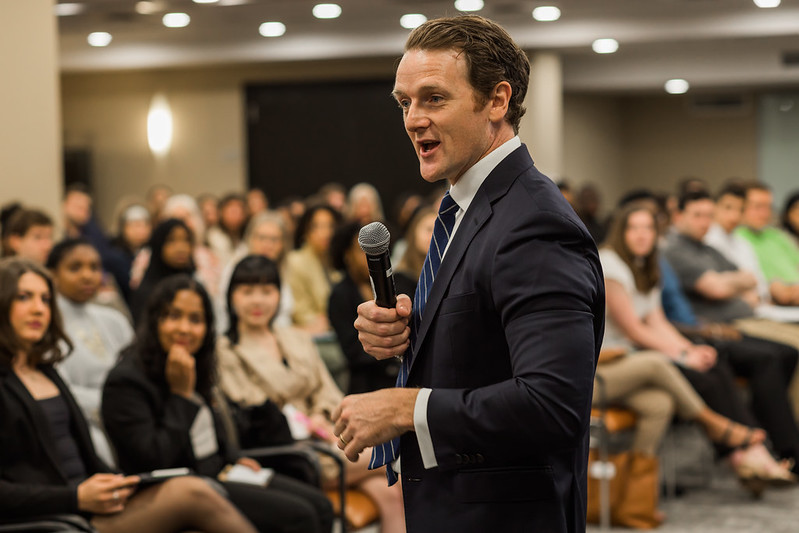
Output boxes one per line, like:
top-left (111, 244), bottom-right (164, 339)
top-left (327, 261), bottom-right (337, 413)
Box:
top-left (588, 373), bottom-right (638, 531)
top-left (244, 441), bottom-right (379, 532)
top-left (0, 515), bottom-right (96, 532)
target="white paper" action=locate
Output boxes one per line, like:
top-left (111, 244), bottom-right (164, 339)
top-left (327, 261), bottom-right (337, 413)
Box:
top-left (225, 464), bottom-right (275, 487)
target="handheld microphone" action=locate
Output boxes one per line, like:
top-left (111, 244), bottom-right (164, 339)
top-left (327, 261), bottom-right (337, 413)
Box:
top-left (358, 222), bottom-right (397, 308)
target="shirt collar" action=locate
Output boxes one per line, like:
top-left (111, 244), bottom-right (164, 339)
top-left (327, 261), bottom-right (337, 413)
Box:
top-left (448, 136), bottom-right (521, 214)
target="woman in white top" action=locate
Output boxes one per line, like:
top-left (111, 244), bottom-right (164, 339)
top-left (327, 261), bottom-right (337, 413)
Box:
top-left (599, 202), bottom-right (795, 491)
top-left (47, 238), bottom-right (134, 467)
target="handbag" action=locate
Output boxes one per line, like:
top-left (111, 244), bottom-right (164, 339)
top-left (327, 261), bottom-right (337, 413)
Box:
top-left (586, 449), bottom-right (663, 529)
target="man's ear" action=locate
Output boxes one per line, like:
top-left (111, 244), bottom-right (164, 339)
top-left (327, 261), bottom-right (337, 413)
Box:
top-left (488, 81), bottom-right (512, 124)
top-left (7, 234), bottom-right (21, 254)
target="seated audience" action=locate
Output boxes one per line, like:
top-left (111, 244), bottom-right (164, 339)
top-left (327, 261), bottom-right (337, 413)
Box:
top-left (217, 255), bottom-right (405, 532)
top-left (47, 238), bottom-right (134, 466)
top-left (736, 182), bottom-right (799, 305)
top-left (0, 201), bottom-right (23, 256)
top-left (345, 183), bottom-right (385, 226)
top-left (3, 208), bottom-right (54, 264)
top-left (0, 257), bottom-right (257, 532)
top-left (103, 274), bottom-right (334, 533)
top-left (247, 188), bottom-right (269, 218)
top-left (145, 183), bottom-right (173, 222)
top-left (197, 193), bottom-right (220, 241)
top-left (207, 193), bottom-right (248, 267)
top-left (130, 219), bottom-right (195, 324)
top-left (328, 223), bottom-right (400, 393)
top-left (108, 203), bottom-right (152, 307)
top-left (601, 203), bottom-right (796, 489)
top-left (285, 204), bottom-right (342, 334)
top-left (576, 183), bottom-right (607, 244)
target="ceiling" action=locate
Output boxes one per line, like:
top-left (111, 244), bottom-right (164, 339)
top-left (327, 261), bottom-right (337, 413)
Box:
top-left (57, 0), bottom-right (799, 93)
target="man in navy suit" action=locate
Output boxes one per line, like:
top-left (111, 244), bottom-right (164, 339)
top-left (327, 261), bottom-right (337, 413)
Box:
top-left (333, 15), bottom-right (604, 532)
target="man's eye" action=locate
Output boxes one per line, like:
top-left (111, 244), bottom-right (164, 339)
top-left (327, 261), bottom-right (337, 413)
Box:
top-left (398, 100), bottom-right (410, 109)
top-left (431, 96), bottom-right (443, 103)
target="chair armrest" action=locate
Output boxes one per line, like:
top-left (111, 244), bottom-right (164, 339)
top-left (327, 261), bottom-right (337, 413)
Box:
top-left (0, 514), bottom-right (95, 532)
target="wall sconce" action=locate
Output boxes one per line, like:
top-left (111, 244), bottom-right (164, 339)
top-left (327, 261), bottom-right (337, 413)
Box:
top-left (147, 93), bottom-right (173, 157)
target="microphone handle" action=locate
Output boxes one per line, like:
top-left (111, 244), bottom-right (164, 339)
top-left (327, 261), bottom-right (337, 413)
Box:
top-left (366, 252), bottom-right (398, 308)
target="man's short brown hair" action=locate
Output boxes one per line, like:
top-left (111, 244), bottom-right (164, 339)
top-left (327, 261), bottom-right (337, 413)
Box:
top-left (6, 209), bottom-right (53, 238)
top-left (405, 15), bottom-right (530, 134)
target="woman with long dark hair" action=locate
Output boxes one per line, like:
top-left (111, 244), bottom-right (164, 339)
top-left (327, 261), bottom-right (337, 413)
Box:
top-left (218, 255), bottom-right (406, 533)
top-left (0, 257), bottom-right (257, 532)
top-left (102, 274), bottom-right (334, 533)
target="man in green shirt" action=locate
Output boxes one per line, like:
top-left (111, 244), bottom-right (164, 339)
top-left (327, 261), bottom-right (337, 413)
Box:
top-left (736, 182), bottom-right (799, 306)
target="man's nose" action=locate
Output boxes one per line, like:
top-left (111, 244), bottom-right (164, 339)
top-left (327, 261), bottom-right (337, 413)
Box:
top-left (405, 103), bottom-right (429, 132)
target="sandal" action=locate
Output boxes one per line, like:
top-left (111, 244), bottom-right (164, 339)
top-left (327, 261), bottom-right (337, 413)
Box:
top-left (712, 421), bottom-right (766, 450)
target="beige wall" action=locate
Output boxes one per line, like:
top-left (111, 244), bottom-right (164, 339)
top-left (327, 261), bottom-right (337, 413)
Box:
top-left (61, 58), bottom-right (397, 226)
top-left (1, 1), bottom-right (62, 221)
top-left (61, 58), bottom-right (758, 227)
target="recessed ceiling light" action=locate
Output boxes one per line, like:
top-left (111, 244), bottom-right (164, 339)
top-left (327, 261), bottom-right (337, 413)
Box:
top-left (532, 6), bottom-right (561, 22)
top-left (313, 4), bottom-right (342, 19)
top-left (55, 3), bottom-right (85, 17)
top-left (135, 1), bottom-right (162, 15)
top-left (753, 0), bottom-right (780, 7)
top-left (664, 79), bottom-right (690, 94)
top-left (87, 32), bottom-right (112, 47)
top-left (592, 38), bottom-right (619, 54)
top-left (163, 13), bottom-right (190, 28)
top-left (454, 0), bottom-right (484, 12)
top-left (259, 22), bottom-right (286, 37)
top-left (400, 14), bottom-right (427, 30)
top-left (193, 0), bottom-right (219, 4)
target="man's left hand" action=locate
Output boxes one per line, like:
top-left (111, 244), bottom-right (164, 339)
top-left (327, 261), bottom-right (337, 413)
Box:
top-left (332, 388), bottom-right (419, 462)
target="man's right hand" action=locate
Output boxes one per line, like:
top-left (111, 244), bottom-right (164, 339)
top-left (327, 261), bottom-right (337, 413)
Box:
top-left (354, 294), bottom-right (412, 360)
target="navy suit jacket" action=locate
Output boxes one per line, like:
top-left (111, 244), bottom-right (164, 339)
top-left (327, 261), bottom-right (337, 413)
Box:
top-left (399, 145), bottom-right (604, 532)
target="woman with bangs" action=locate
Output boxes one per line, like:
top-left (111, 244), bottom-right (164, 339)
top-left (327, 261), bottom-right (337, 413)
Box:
top-left (218, 254), bottom-right (406, 533)
top-left (0, 257), bottom-right (257, 532)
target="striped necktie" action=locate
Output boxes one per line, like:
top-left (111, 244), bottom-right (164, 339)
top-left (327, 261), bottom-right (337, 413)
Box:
top-left (370, 191), bottom-right (459, 485)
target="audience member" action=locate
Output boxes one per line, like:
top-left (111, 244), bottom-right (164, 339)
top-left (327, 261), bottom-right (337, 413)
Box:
top-left (246, 188), bottom-right (269, 217)
top-left (0, 201), bottom-right (23, 256)
top-left (345, 183), bottom-right (385, 226)
top-left (218, 255), bottom-right (405, 532)
top-left (62, 184), bottom-right (94, 240)
top-left (207, 194), bottom-right (248, 267)
top-left (737, 182), bottom-right (799, 304)
top-left (108, 203), bottom-right (152, 306)
top-left (285, 204), bottom-right (342, 334)
top-left (393, 206), bottom-right (435, 296)
top-left (318, 183), bottom-right (347, 214)
top-left (130, 219), bottom-right (195, 324)
top-left (601, 203), bottom-right (796, 488)
top-left (781, 190), bottom-right (799, 246)
top-left (197, 193), bottom-right (219, 239)
top-left (3, 208), bottom-right (54, 264)
top-left (46, 238), bottom-right (134, 466)
top-left (103, 275), bottom-right (334, 533)
top-left (328, 222), bottom-right (400, 394)
top-left (0, 257), bottom-right (257, 532)
top-left (576, 183), bottom-right (607, 244)
top-left (217, 210), bottom-right (295, 332)
top-left (145, 184), bottom-right (173, 222)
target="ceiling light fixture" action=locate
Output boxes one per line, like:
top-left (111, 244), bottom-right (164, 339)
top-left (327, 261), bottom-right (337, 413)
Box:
top-left (55, 3), bottom-right (85, 16)
top-left (193, 0), bottom-right (219, 4)
top-left (592, 38), bottom-right (619, 54)
top-left (163, 13), bottom-right (191, 28)
top-left (532, 6), bottom-right (561, 22)
top-left (87, 32), bottom-right (112, 47)
top-left (313, 4), bottom-right (342, 19)
top-left (454, 0), bottom-right (484, 12)
top-left (664, 79), bottom-right (690, 94)
top-left (259, 22), bottom-right (286, 37)
top-left (400, 14), bottom-right (427, 30)
top-left (753, 0), bottom-right (781, 7)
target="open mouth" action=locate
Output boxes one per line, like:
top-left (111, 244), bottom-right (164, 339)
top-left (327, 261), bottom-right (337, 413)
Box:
top-left (420, 141), bottom-right (440, 154)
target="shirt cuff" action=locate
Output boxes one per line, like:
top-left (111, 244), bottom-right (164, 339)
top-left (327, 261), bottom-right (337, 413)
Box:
top-left (414, 388), bottom-right (437, 469)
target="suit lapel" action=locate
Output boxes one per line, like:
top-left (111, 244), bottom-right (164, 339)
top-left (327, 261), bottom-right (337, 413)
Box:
top-left (408, 145), bottom-right (535, 377)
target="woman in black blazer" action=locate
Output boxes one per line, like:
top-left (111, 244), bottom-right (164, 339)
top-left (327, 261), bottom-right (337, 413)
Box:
top-left (102, 274), bottom-right (334, 533)
top-left (0, 257), bottom-right (256, 533)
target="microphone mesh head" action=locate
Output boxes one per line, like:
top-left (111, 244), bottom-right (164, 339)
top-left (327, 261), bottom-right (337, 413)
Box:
top-left (358, 222), bottom-right (391, 255)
